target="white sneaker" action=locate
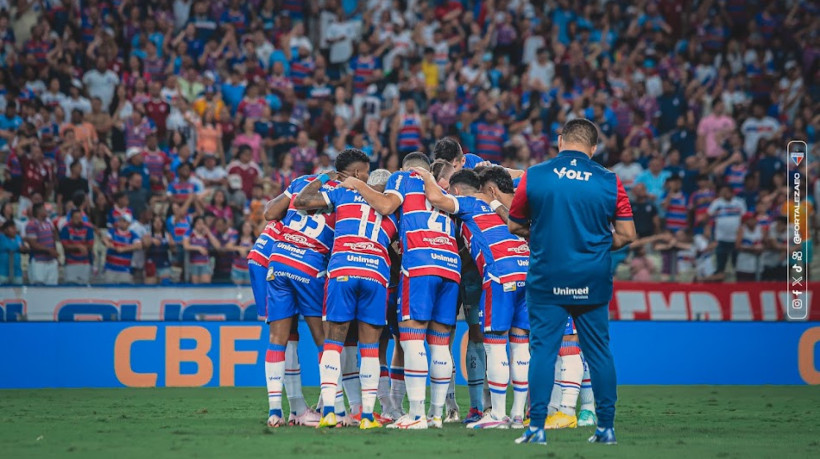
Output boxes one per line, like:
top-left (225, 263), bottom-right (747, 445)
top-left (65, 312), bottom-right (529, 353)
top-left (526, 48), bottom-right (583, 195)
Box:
top-left (386, 414), bottom-right (428, 430)
top-left (466, 412), bottom-right (510, 429)
top-left (510, 416), bottom-right (525, 429)
top-left (444, 408), bottom-right (460, 423)
top-left (288, 409), bottom-right (321, 427)
top-left (384, 408), bottom-right (405, 422)
top-left (427, 416), bottom-right (443, 428)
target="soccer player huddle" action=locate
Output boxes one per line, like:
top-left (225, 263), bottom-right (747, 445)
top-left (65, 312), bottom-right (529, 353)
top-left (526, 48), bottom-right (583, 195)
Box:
top-left (248, 138), bottom-right (596, 436)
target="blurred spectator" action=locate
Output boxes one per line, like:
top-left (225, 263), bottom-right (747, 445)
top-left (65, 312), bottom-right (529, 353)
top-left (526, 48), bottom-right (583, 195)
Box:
top-left (0, 0), bottom-right (813, 285)
top-left (708, 185), bottom-right (747, 276)
top-left (102, 214), bottom-right (142, 284)
top-left (735, 212), bottom-right (764, 281)
top-left (0, 219), bottom-right (26, 284)
top-left (24, 202), bottom-right (58, 285)
top-left (60, 209), bottom-right (94, 285)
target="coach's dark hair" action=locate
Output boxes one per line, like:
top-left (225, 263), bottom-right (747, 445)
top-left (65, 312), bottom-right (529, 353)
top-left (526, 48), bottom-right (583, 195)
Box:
top-left (431, 159), bottom-right (454, 182)
top-left (433, 137), bottom-right (463, 163)
top-left (403, 152), bottom-right (431, 170)
top-left (561, 118), bottom-right (598, 147)
top-left (335, 148), bottom-right (370, 173)
top-left (449, 169), bottom-right (481, 190)
top-left (479, 166), bottom-right (515, 194)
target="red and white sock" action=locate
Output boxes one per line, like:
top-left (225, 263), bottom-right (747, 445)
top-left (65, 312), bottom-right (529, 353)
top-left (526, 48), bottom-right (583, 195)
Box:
top-left (483, 334), bottom-right (509, 418)
top-left (265, 343), bottom-right (286, 418)
top-left (284, 333), bottom-right (307, 415)
top-left (557, 342), bottom-right (583, 416)
top-left (509, 332), bottom-right (530, 419)
top-left (427, 329), bottom-right (452, 419)
top-left (319, 340), bottom-right (343, 416)
top-left (341, 344), bottom-right (362, 416)
top-left (399, 327), bottom-right (428, 418)
top-left (359, 342), bottom-right (380, 421)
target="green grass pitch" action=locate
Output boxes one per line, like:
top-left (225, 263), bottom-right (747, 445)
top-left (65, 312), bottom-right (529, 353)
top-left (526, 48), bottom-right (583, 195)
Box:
top-left (1, 386), bottom-right (818, 458)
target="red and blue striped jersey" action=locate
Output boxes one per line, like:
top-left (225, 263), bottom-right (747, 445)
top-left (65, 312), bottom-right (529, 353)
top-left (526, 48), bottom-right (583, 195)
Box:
top-left (385, 171), bottom-right (461, 282)
top-left (233, 238), bottom-right (253, 271)
top-left (268, 175), bottom-right (338, 277)
top-left (167, 216), bottom-right (191, 243)
top-left (472, 121), bottom-right (508, 164)
top-left (689, 189), bottom-right (715, 224)
top-left (142, 149), bottom-right (169, 177)
top-left (663, 191), bottom-right (689, 232)
top-left (187, 232), bottom-right (211, 265)
top-left (25, 219), bottom-right (56, 262)
top-left (290, 57), bottom-right (315, 93)
top-left (60, 223), bottom-right (94, 265)
top-left (350, 55), bottom-right (380, 94)
top-left (168, 178), bottom-right (202, 202)
top-left (723, 164), bottom-right (747, 195)
top-left (322, 186), bottom-right (398, 285)
top-left (247, 221), bottom-right (277, 268)
top-left (397, 115), bottom-right (423, 152)
top-left (451, 195), bottom-right (529, 284)
top-left (105, 228), bottom-right (139, 272)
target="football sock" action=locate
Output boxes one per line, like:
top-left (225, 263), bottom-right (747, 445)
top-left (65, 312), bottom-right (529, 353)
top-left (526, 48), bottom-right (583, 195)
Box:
top-left (482, 380), bottom-right (492, 412)
top-left (548, 356), bottom-right (562, 416)
top-left (427, 330), bottom-right (452, 419)
top-left (558, 342), bottom-right (583, 417)
top-left (466, 340), bottom-right (485, 411)
top-left (399, 327), bottom-right (428, 419)
top-left (284, 335), bottom-right (308, 415)
top-left (509, 333), bottom-right (530, 419)
top-left (265, 343), bottom-right (286, 418)
top-left (445, 365), bottom-right (458, 410)
top-left (359, 343), bottom-right (380, 421)
top-left (484, 334), bottom-right (509, 418)
top-left (341, 344), bottom-right (362, 415)
top-left (389, 366), bottom-right (406, 413)
top-left (580, 357), bottom-right (595, 412)
top-left (319, 340), bottom-right (343, 416)
top-left (378, 365), bottom-right (392, 414)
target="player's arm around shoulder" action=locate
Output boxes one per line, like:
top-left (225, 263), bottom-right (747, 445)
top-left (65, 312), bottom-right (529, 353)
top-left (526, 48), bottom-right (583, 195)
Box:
top-left (340, 175), bottom-right (402, 216)
top-left (293, 173), bottom-right (336, 211)
top-left (409, 166), bottom-right (457, 214)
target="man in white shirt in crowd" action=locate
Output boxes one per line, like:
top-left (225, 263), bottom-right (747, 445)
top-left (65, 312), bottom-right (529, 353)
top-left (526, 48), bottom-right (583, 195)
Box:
top-left (611, 149), bottom-right (644, 194)
top-left (82, 57), bottom-right (119, 111)
top-left (707, 184), bottom-right (746, 277)
top-left (740, 102), bottom-right (780, 158)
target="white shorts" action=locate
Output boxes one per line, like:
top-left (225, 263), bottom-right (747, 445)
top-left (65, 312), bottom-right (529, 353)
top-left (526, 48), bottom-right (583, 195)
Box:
top-left (63, 264), bottom-right (92, 285)
top-left (29, 259), bottom-right (59, 285)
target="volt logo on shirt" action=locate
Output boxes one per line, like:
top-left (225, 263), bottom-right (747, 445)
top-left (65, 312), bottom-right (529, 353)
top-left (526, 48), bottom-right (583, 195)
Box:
top-left (553, 167), bottom-right (592, 181)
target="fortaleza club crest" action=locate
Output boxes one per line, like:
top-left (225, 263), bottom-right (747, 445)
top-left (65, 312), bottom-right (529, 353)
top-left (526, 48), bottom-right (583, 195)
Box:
top-left (791, 151), bottom-right (804, 166)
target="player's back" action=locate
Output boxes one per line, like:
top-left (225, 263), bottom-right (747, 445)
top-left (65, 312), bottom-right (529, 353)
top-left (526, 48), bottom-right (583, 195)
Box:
top-left (385, 170), bottom-right (461, 282)
top-left (325, 186), bottom-right (398, 285)
top-left (454, 195), bottom-right (529, 284)
top-left (268, 175), bottom-right (338, 276)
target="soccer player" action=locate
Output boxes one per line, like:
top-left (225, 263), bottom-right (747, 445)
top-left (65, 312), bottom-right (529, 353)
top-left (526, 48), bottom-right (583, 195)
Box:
top-left (411, 168), bottom-right (530, 429)
top-left (340, 152), bottom-right (461, 430)
top-left (294, 155), bottom-right (397, 430)
top-left (509, 119), bottom-right (635, 446)
top-left (248, 219), bottom-right (318, 427)
top-left (260, 166), bottom-right (344, 428)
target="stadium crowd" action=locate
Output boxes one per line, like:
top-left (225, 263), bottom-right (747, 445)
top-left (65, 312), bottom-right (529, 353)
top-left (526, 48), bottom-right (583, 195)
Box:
top-left (0, 0), bottom-right (817, 285)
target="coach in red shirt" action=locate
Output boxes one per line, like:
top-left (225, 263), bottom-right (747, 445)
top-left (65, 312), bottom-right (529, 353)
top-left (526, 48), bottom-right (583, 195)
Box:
top-left (508, 119), bottom-right (636, 446)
